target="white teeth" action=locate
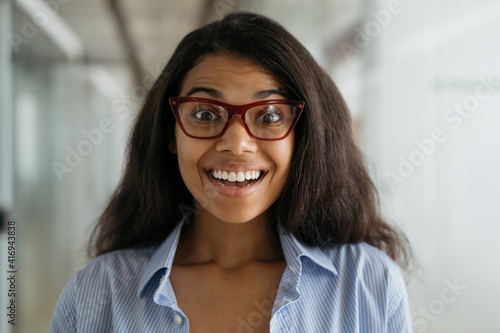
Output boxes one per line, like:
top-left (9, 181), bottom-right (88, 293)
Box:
top-left (211, 169), bottom-right (262, 182)
top-left (236, 172), bottom-right (245, 182)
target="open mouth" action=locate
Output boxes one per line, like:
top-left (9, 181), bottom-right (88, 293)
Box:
top-left (208, 169), bottom-right (265, 189)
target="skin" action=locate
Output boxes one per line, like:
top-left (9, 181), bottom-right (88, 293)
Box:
top-left (168, 54), bottom-right (294, 331)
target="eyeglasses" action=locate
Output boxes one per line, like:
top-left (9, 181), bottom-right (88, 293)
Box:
top-left (169, 97), bottom-right (305, 141)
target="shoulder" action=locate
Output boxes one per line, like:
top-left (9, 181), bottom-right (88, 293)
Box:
top-left (289, 242), bottom-right (412, 331)
top-left (74, 247), bottom-right (156, 283)
top-left (328, 242), bottom-right (402, 275)
top-left (49, 247), bottom-right (157, 332)
top-left (328, 243), bottom-right (412, 330)
top-left (61, 246), bottom-right (157, 301)
top-left (326, 243), bottom-right (406, 293)
top-left (317, 242), bottom-right (407, 301)
top-left (324, 242), bottom-right (410, 315)
top-left (67, 247), bottom-right (158, 302)
top-left (297, 240), bottom-right (406, 295)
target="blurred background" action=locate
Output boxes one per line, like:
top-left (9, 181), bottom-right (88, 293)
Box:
top-left (0, 0), bottom-right (499, 332)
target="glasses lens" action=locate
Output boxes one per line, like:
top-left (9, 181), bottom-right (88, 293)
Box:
top-left (246, 104), bottom-right (295, 139)
top-left (178, 101), bottom-right (228, 137)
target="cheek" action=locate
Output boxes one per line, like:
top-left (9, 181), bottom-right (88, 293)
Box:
top-left (278, 137), bottom-right (295, 195)
top-left (175, 127), bottom-right (202, 182)
top-left (278, 133), bottom-right (295, 169)
top-left (267, 135), bottom-right (295, 182)
top-left (176, 145), bottom-right (206, 208)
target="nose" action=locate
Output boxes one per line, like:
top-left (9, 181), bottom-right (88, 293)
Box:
top-left (215, 115), bottom-right (257, 154)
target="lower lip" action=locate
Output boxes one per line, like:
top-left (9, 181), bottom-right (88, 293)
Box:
top-left (205, 171), bottom-right (265, 198)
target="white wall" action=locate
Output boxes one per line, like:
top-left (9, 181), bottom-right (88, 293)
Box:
top-left (336, 0), bottom-right (500, 331)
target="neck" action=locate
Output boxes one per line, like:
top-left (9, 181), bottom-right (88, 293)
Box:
top-left (174, 210), bottom-right (284, 269)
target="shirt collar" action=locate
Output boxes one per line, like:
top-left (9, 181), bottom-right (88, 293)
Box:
top-left (137, 218), bottom-right (338, 296)
top-left (278, 224), bottom-right (338, 278)
top-left (137, 218), bottom-right (186, 296)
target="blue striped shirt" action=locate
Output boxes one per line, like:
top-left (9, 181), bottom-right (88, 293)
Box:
top-left (49, 219), bottom-right (412, 332)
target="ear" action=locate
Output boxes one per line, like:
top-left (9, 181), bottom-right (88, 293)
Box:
top-left (169, 138), bottom-right (177, 154)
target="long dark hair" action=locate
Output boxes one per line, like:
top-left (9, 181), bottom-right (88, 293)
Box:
top-left (89, 12), bottom-right (411, 268)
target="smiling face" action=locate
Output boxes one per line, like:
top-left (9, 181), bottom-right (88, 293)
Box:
top-left (171, 54), bottom-right (295, 224)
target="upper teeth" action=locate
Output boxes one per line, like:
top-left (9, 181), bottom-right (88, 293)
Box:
top-left (211, 170), bottom-right (261, 182)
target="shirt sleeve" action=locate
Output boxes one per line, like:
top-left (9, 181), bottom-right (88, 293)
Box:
top-left (387, 266), bottom-right (413, 333)
top-left (49, 277), bottom-right (77, 333)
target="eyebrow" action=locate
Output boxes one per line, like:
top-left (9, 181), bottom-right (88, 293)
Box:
top-left (185, 86), bottom-right (288, 100)
top-left (254, 88), bottom-right (288, 99)
top-left (186, 87), bottom-right (222, 98)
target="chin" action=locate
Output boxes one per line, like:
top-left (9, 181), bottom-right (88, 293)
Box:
top-left (213, 213), bottom-right (261, 224)
top-left (201, 204), bottom-right (268, 225)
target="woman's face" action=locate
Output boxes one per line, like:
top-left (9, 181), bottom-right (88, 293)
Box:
top-left (171, 54), bottom-right (295, 224)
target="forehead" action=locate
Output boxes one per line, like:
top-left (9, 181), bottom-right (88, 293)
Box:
top-left (179, 54), bottom-right (282, 96)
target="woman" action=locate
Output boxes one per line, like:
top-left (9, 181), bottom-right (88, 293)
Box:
top-left (50, 12), bottom-right (412, 332)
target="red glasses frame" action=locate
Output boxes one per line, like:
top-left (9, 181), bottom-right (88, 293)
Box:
top-left (169, 97), bottom-right (305, 141)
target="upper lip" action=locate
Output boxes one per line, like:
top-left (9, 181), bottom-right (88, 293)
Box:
top-left (204, 163), bottom-right (269, 173)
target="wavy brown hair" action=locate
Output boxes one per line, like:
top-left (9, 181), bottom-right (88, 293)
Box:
top-left (89, 12), bottom-right (411, 268)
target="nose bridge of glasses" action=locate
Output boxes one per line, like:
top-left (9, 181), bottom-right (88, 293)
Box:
top-left (225, 113), bottom-right (248, 130)
top-left (224, 104), bottom-right (251, 127)
top-left (225, 103), bottom-right (250, 116)
top-left (222, 109), bottom-right (256, 140)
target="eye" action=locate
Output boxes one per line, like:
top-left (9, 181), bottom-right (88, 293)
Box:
top-left (190, 104), bottom-right (221, 122)
top-left (254, 106), bottom-right (284, 125)
top-left (193, 110), bottom-right (219, 121)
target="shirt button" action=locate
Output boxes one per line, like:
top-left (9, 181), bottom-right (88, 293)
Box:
top-left (174, 314), bottom-right (182, 325)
